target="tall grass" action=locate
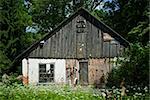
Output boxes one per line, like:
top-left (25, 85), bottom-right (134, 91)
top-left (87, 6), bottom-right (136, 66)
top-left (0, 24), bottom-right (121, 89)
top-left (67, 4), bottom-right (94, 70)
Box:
top-left (0, 83), bottom-right (149, 100)
top-left (0, 83), bottom-right (103, 100)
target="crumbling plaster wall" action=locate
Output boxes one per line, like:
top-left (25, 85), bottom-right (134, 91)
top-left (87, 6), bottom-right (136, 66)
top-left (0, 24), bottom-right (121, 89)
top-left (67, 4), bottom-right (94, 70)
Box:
top-left (22, 58), bottom-right (66, 85)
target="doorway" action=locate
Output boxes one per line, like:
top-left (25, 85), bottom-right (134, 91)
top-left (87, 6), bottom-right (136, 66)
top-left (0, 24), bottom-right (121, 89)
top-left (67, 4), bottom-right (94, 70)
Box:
top-left (79, 61), bottom-right (88, 85)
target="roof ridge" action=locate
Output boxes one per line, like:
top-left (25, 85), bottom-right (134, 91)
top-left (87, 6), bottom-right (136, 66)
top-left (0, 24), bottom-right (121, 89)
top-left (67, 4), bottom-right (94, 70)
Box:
top-left (12, 7), bottom-right (130, 66)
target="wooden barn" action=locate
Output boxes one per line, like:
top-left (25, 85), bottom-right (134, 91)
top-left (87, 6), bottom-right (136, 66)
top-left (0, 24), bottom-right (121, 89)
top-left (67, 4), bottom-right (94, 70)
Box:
top-left (15, 8), bottom-right (129, 86)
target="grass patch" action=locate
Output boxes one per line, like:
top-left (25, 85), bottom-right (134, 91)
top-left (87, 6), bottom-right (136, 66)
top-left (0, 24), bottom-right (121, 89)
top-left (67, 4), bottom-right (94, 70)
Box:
top-left (0, 84), bottom-right (103, 100)
top-left (0, 83), bottom-right (149, 100)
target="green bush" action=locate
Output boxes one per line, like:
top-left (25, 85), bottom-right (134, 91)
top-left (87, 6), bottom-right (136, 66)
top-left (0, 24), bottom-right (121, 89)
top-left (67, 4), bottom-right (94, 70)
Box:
top-left (0, 84), bottom-right (103, 100)
top-left (107, 43), bottom-right (149, 89)
top-left (0, 84), bottom-right (149, 100)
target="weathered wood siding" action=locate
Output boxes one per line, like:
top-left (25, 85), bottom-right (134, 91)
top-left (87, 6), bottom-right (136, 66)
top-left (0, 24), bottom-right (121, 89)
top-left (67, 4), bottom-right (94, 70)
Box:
top-left (29, 15), bottom-right (124, 58)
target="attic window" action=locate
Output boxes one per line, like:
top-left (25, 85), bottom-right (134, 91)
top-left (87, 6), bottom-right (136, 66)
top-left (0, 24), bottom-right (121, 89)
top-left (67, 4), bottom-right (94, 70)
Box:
top-left (76, 19), bottom-right (86, 33)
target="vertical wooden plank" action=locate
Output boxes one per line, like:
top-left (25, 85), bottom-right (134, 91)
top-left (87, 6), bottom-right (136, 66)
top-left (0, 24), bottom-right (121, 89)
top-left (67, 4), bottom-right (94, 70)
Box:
top-left (91, 24), bottom-right (96, 58)
top-left (57, 31), bottom-right (60, 58)
top-left (43, 40), bottom-right (48, 57)
top-left (47, 37), bottom-right (50, 58)
top-left (53, 34), bottom-right (56, 58)
top-left (49, 37), bottom-right (52, 58)
top-left (92, 24), bottom-right (100, 58)
top-left (75, 15), bottom-right (87, 59)
top-left (96, 29), bottom-right (100, 58)
top-left (110, 43), bottom-right (113, 57)
top-left (29, 49), bottom-right (34, 57)
top-left (86, 20), bottom-right (90, 58)
top-left (55, 32), bottom-right (58, 58)
top-left (62, 28), bottom-right (65, 58)
top-left (81, 16), bottom-right (87, 58)
top-left (59, 29), bottom-right (62, 58)
top-left (70, 21), bottom-right (74, 58)
top-left (36, 46), bottom-right (39, 57)
top-left (91, 24), bottom-right (94, 58)
top-left (111, 44), bottom-right (117, 57)
top-left (82, 34), bottom-right (86, 58)
top-left (101, 32), bottom-right (104, 57)
top-left (51, 35), bottom-right (54, 58)
top-left (116, 43), bottom-right (120, 57)
top-left (45, 39), bottom-right (49, 58)
top-left (103, 42), bottom-right (109, 57)
top-left (59, 30), bottom-right (63, 58)
top-left (70, 20), bottom-right (73, 58)
top-left (98, 29), bottom-right (102, 58)
top-left (66, 22), bottom-right (71, 58)
top-left (63, 25), bottom-right (67, 58)
top-left (87, 20), bottom-right (92, 58)
top-left (72, 17), bottom-right (77, 58)
top-left (62, 27), bottom-right (65, 58)
top-left (34, 47), bottom-right (37, 57)
top-left (39, 44), bottom-right (42, 57)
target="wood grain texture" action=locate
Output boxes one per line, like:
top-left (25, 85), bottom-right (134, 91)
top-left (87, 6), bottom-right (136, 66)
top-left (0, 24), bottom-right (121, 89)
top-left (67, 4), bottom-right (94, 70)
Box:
top-left (29, 15), bottom-right (125, 58)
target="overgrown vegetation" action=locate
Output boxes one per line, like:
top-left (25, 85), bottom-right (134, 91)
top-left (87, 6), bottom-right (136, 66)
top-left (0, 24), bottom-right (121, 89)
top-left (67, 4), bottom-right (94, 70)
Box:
top-left (0, 83), bottom-right (149, 100)
top-left (107, 43), bottom-right (149, 87)
top-left (106, 0), bottom-right (149, 90)
top-left (0, 0), bottom-right (149, 98)
top-left (0, 84), bottom-right (102, 100)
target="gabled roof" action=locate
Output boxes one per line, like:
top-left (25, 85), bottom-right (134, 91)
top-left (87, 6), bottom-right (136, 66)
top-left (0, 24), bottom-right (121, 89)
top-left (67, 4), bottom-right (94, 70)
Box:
top-left (13, 7), bottom-right (130, 65)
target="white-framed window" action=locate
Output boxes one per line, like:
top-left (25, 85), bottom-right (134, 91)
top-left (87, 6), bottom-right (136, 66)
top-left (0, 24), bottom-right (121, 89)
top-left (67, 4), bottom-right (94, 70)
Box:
top-left (39, 63), bottom-right (55, 83)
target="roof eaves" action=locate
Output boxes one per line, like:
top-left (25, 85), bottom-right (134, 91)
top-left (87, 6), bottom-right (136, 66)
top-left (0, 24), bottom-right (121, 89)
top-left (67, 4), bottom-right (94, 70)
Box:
top-left (80, 8), bottom-right (130, 46)
top-left (13, 8), bottom-right (85, 64)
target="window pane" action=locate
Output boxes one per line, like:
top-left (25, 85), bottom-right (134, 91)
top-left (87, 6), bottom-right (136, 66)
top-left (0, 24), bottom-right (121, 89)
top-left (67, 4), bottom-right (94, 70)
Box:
top-left (39, 64), bottom-right (55, 83)
top-left (50, 64), bottom-right (54, 69)
top-left (39, 64), bottom-right (46, 73)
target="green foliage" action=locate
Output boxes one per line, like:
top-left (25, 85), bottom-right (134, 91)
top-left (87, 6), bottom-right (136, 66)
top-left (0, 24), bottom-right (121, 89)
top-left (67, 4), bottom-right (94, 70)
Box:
top-left (0, 0), bottom-right (34, 74)
top-left (91, 9), bottom-right (109, 24)
top-left (0, 84), bottom-right (103, 100)
top-left (31, 0), bottom-right (72, 33)
top-left (107, 43), bottom-right (149, 88)
top-left (0, 0), bottom-right (32, 59)
top-left (84, 0), bottom-right (104, 12)
top-left (0, 50), bottom-right (11, 77)
top-left (0, 84), bottom-right (149, 100)
top-left (103, 0), bottom-right (149, 37)
top-left (20, 32), bottom-right (42, 50)
top-left (1, 73), bottom-right (21, 85)
top-left (105, 0), bottom-right (149, 90)
top-left (128, 21), bottom-right (149, 45)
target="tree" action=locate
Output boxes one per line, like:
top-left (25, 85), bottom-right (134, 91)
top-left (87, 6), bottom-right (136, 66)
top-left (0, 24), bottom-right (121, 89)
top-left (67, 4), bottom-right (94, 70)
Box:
top-left (29, 0), bottom-right (72, 34)
top-left (30, 0), bottom-right (106, 34)
top-left (103, 0), bottom-right (148, 38)
top-left (0, 50), bottom-right (11, 77)
top-left (105, 0), bottom-right (149, 91)
top-left (107, 43), bottom-right (149, 87)
top-left (0, 0), bottom-right (32, 73)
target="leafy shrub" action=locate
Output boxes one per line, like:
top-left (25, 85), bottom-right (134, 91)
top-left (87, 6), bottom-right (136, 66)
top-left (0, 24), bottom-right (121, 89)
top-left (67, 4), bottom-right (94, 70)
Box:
top-left (0, 83), bottom-right (149, 100)
top-left (1, 73), bottom-right (22, 85)
top-left (107, 43), bottom-right (149, 89)
top-left (0, 84), bottom-right (103, 100)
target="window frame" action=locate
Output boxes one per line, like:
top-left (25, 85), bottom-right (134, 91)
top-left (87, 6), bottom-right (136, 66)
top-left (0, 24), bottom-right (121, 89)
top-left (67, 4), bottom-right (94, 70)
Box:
top-left (38, 63), bottom-right (55, 83)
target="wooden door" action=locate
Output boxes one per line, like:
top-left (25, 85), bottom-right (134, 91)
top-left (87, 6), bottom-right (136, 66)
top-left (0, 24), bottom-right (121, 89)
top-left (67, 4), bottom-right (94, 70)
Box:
top-left (79, 61), bottom-right (88, 85)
